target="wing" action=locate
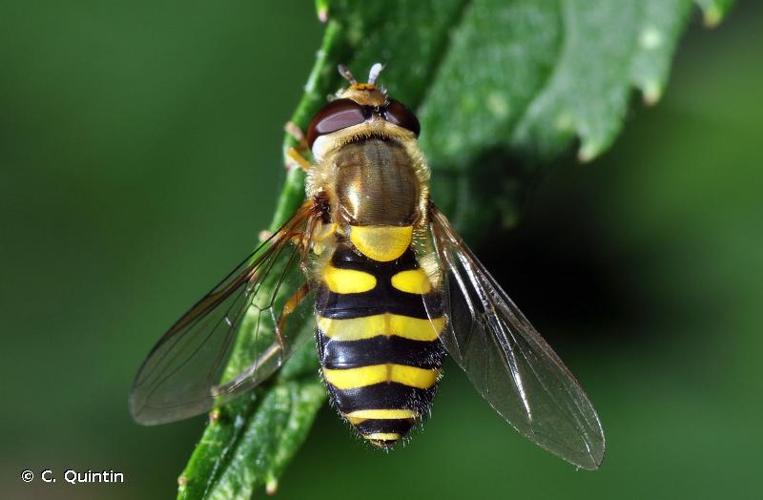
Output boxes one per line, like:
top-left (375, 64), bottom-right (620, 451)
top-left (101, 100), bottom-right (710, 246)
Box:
top-left (426, 205), bottom-right (605, 470)
top-left (129, 202), bottom-right (318, 425)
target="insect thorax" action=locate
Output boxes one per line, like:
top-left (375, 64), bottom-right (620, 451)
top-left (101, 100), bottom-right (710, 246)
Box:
top-left (307, 134), bottom-right (431, 228)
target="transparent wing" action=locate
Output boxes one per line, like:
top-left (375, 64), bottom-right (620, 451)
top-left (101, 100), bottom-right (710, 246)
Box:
top-left (129, 203), bottom-right (318, 425)
top-left (426, 206), bottom-right (605, 469)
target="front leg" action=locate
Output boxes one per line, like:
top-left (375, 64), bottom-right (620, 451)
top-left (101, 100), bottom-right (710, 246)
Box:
top-left (285, 121), bottom-right (312, 173)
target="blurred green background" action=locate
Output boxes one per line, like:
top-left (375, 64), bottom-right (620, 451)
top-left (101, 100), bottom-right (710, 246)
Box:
top-left (1, 1), bottom-right (762, 499)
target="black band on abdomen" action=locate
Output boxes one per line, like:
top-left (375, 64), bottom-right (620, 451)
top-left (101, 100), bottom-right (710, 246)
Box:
top-left (318, 331), bottom-right (445, 370)
top-left (315, 245), bottom-right (443, 320)
top-left (315, 284), bottom-right (441, 319)
top-left (329, 382), bottom-right (437, 414)
top-left (355, 418), bottom-right (415, 436)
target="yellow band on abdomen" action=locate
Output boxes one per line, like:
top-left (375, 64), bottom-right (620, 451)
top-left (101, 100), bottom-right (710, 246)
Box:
top-left (364, 432), bottom-right (400, 442)
top-left (344, 408), bottom-right (417, 425)
top-left (323, 364), bottom-right (440, 389)
top-left (317, 314), bottom-right (446, 341)
top-left (346, 408), bottom-right (417, 420)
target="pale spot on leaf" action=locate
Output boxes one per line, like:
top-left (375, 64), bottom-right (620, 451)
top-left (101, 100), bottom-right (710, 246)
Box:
top-left (487, 92), bottom-right (510, 119)
top-left (639, 27), bottom-right (663, 50)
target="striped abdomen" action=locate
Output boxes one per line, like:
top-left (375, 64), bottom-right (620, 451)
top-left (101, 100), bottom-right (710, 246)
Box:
top-left (315, 225), bottom-right (445, 447)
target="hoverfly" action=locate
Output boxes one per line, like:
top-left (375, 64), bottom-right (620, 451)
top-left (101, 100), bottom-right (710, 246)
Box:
top-left (130, 63), bottom-right (605, 469)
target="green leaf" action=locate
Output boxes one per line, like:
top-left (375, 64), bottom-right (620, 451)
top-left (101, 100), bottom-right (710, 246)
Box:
top-left (695, 0), bottom-right (735, 26)
top-left (178, 0), bottom-right (734, 497)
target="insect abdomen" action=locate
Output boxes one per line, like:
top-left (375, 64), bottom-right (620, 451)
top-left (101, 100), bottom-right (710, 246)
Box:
top-left (315, 225), bottom-right (445, 447)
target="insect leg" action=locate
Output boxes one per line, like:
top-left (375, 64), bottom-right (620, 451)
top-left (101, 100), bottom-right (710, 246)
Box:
top-left (285, 121), bottom-right (308, 150)
top-left (275, 282), bottom-right (310, 350)
top-left (286, 148), bottom-right (312, 172)
top-left (285, 121), bottom-right (312, 172)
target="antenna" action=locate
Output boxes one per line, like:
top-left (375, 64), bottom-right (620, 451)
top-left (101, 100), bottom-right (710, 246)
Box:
top-left (368, 63), bottom-right (384, 85)
top-left (337, 64), bottom-right (357, 85)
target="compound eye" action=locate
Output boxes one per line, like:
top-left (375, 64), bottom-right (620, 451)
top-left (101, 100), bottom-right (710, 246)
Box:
top-left (384, 100), bottom-right (420, 136)
top-left (307, 99), bottom-right (366, 148)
